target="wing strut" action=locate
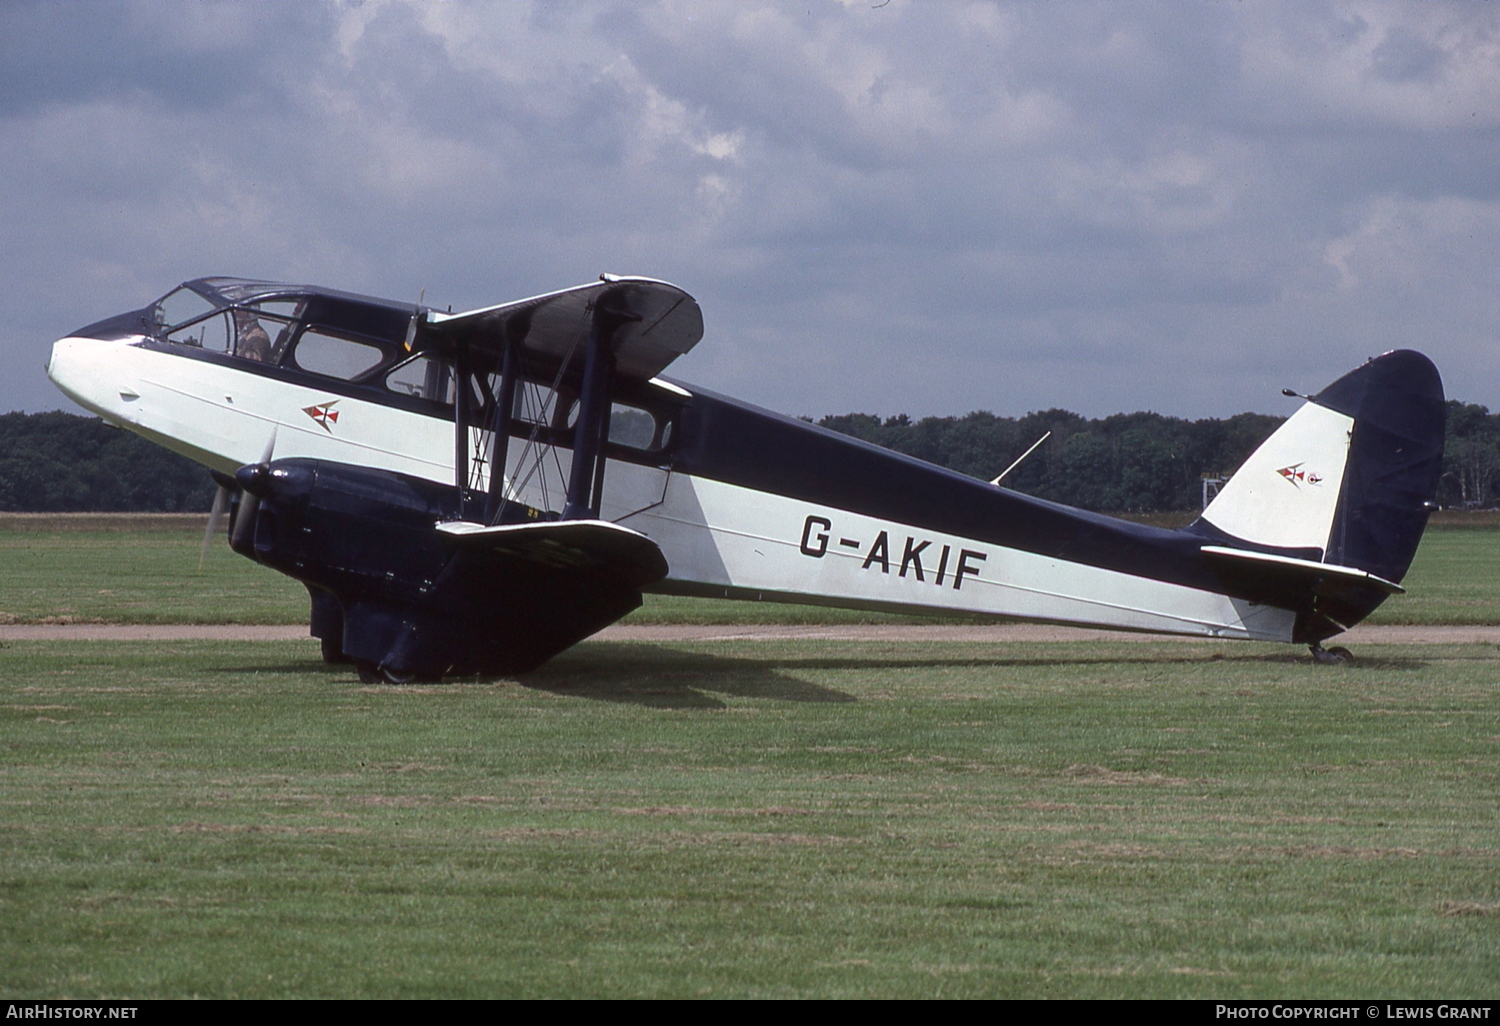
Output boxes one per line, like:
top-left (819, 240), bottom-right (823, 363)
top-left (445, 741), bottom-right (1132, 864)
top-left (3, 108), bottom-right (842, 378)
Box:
top-left (453, 339), bottom-right (472, 519)
top-left (561, 291), bottom-right (637, 520)
top-left (483, 337), bottom-right (519, 524)
top-left (443, 281), bottom-right (645, 525)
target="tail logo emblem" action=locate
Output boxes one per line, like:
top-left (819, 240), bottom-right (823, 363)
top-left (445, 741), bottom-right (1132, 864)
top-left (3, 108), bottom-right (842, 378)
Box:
top-left (1277, 462), bottom-right (1322, 488)
top-left (303, 401), bottom-right (340, 432)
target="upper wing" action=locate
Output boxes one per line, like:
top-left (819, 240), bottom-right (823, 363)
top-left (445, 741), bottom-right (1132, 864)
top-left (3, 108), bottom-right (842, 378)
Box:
top-left (419, 275), bottom-right (703, 380)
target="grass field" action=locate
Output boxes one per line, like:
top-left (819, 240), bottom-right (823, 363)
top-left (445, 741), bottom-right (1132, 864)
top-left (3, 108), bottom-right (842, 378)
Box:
top-left (2, 513), bottom-right (1498, 998)
top-left (2, 512), bottom-right (1497, 626)
top-left (0, 515), bottom-right (979, 626)
top-left (1368, 516), bottom-right (1500, 626)
top-left (2, 637), bottom-right (1498, 998)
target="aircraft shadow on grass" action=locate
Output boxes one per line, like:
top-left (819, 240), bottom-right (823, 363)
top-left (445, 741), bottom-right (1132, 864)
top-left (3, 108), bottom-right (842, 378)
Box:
top-left (522, 643), bottom-right (857, 709)
top-left (205, 644), bottom-right (1428, 710)
top-left (530, 651), bottom-right (1428, 710)
top-left (741, 652), bottom-right (1430, 674)
top-left (208, 644), bottom-right (853, 709)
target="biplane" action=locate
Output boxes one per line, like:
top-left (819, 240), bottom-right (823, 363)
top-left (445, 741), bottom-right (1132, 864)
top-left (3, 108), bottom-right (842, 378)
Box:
top-left (47, 275), bottom-right (1445, 681)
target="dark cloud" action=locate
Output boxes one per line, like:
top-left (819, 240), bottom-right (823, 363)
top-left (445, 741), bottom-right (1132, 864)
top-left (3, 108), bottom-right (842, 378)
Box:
top-left (1370, 25), bottom-right (1447, 83)
top-left (3, 0), bottom-right (1499, 423)
top-left (0, 1), bottom-right (333, 117)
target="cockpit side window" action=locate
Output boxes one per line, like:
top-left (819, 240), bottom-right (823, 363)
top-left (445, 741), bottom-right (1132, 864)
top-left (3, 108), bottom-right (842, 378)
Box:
top-left (231, 309), bottom-right (274, 362)
top-left (152, 287), bottom-right (219, 331)
top-left (165, 309), bottom-right (295, 363)
top-left (152, 286), bottom-right (304, 365)
top-left (289, 326), bottom-right (391, 380)
top-left (166, 310), bottom-right (233, 352)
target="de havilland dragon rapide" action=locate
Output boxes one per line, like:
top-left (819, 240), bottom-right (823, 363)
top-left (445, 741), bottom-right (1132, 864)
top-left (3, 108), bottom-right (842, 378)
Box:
top-left (47, 274), bottom-right (1445, 681)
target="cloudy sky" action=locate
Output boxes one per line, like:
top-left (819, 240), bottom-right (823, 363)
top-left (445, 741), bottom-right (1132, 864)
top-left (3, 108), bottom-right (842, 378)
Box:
top-left (3, 0), bottom-right (1497, 422)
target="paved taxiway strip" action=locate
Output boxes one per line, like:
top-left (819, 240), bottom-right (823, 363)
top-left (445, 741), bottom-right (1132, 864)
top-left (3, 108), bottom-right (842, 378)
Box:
top-left (2, 623), bottom-right (1497, 644)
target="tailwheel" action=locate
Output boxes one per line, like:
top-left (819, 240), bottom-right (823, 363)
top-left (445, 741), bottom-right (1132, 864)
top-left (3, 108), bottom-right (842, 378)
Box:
top-left (1309, 642), bottom-right (1356, 665)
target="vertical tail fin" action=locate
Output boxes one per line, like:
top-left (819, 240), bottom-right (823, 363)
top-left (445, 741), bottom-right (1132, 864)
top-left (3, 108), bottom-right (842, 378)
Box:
top-left (1190, 350), bottom-right (1445, 633)
top-left (1198, 399), bottom-right (1356, 561)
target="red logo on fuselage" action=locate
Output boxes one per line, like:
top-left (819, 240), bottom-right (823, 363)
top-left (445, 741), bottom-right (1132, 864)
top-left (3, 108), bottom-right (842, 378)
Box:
top-left (303, 401), bottom-right (340, 432)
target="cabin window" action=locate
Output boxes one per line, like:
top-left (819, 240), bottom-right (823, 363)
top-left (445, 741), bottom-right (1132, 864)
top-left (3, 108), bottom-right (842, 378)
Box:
top-left (230, 309), bottom-right (297, 363)
top-left (507, 380), bottom-right (572, 430)
top-left (290, 328), bottom-right (389, 380)
top-left (490, 378), bottom-right (674, 454)
top-left (248, 300), bottom-right (304, 364)
top-left (561, 398), bottom-right (672, 452)
top-left (250, 299), bottom-right (303, 322)
top-left (385, 354), bottom-right (457, 404)
top-left (608, 404), bottom-right (659, 449)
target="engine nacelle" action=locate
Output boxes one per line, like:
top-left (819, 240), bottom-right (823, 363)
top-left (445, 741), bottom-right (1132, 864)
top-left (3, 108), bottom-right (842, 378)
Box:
top-left (229, 459), bottom-right (642, 680)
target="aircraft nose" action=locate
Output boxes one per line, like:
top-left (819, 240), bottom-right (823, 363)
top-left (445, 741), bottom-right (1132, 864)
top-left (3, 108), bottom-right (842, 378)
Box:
top-left (47, 336), bottom-right (81, 387)
top-left (48, 335), bottom-right (141, 421)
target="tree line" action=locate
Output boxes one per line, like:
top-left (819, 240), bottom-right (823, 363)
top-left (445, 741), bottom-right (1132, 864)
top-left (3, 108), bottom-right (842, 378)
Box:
top-left (0, 412), bottom-right (212, 513)
top-left (2, 403), bottom-right (1497, 513)
top-left (817, 398), bottom-right (1498, 513)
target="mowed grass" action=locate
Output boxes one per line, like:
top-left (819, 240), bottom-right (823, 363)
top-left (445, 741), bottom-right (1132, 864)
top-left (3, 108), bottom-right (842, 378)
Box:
top-left (1366, 517), bottom-right (1500, 625)
top-left (0, 515), bottom-right (977, 626)
top-left (2, 637), bottom-right (1498, 998)
top-left (1, 513), bottom-right (1497, 626)
top-left (0, 520), bottom-right (308, 625)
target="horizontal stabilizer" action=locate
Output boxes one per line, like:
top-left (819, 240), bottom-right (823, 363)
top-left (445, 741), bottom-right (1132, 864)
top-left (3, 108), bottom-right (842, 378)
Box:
top-left (1201, 545), bottom-right (1404, 595)
top-left (437, 518), bottom-right (669, 586)
top-left (422, 276), bottom-right (702, 380)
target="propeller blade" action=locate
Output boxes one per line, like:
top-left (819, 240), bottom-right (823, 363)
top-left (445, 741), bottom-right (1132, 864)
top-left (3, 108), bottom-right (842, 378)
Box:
top-left (198, 485), bottom-right (229, 571)
top-left (258, 426), bottom-right (278, 465)
top-left (231, 428), bottom-right (278, 550)
top-left (403, 288), bottom-right (426, 351)
top-left (231, 492), bottom-right (258, 549)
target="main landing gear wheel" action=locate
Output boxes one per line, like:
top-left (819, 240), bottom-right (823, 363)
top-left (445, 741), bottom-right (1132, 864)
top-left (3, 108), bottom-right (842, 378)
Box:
top-left (321, 636), bottom-right (353, 665)
top-left (356, 661), bottom-right (430, 685)
top-left (1309, 642), bottom-right (1356, 665)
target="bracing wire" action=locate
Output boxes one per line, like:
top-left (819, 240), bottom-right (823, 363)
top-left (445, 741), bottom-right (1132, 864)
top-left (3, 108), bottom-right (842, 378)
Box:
top-left (489, 303), bottom-right (592, 525)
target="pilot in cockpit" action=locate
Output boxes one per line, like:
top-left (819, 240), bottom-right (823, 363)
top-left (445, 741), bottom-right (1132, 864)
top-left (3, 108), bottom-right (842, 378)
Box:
top-left (233, 309), bottom-right (272, 362)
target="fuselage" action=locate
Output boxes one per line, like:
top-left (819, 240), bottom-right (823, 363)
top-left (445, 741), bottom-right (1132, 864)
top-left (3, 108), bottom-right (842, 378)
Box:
top-left (46, 278), bottom-right (1301, 644)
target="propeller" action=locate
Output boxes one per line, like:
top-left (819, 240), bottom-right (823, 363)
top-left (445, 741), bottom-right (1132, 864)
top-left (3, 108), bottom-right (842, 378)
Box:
top-left (403, 287), bottom-right (426, 351)
top-left (231, 428), bottom-right (278, 551)
top-left (197, 483), bottom-right (230, 572)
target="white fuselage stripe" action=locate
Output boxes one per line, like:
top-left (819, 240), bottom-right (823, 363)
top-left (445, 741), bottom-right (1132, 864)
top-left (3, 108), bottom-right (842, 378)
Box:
top-left (48, 336), bottom-right (1296, 643)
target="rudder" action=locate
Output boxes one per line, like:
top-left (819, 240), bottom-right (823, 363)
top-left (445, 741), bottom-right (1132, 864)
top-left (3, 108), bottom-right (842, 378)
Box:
top-left (1317, 350), bottom-right (1446, 586)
